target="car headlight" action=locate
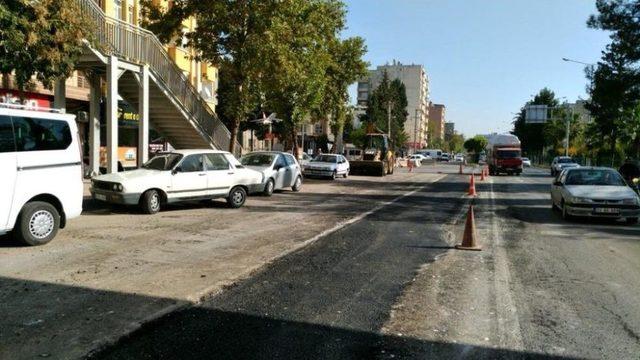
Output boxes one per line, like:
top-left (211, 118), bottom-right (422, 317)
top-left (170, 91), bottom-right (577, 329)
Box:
top-left (568, 196), bottom-right (592, 204)
top-left (112, 183), bottom-right (124, 192)
top-left (622, 197), bottom-right (640, 205)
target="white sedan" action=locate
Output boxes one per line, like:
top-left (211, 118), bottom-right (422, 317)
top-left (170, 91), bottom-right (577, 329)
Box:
top-left (91, 150), bottom-right (263, 213)
top-left (407, 154), bottom-right (423, 167)
top-left (303, 154), bottom-right (350, 179)
top-left (551, 167), bottom-right (640, 224)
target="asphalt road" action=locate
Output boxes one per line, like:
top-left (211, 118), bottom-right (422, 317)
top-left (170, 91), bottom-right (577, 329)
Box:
top-left (91, 171), bottom-right (474, 359)
top-left (90, 165), bottom-right (640, 359)
top-left (483, 167), bottom-right (640, 359)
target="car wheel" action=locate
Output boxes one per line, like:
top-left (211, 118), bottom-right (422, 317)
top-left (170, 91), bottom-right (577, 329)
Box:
top-left (13, 201), bottom-right (60, 246)
top-left (263, 179), bottom-right (275, 196)
top-left (292, 176), bottom-right (303, 192)
top-left (561, 200), bottom-right (572, 221)
top-left (343, 170), bottom-right (349, 178)
top-left (626, 217), bottom-right (638, 225)
top-left (331, 171), bottom-right (337, 180)
top-left (227, 186), bottom-right (247, 208)
top-left (141, 190), bottom-right (161, 214)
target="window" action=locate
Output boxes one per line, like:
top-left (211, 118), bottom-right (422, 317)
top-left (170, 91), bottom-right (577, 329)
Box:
top-left (143, 153), bottom-right (182, 171)
top-left (113, 0), bottom-right (122, 20)
top-left (284, 154), bottom-right (297, 166)
top-left (0, 115), bottom-right (15, 153)
top-left (178, 154), bottom-right (203, 172)
top-left (241, 153), bottom-right (276, 166)
top-left (274, 155), bottom-right (287, 169)
top-left (12, 116), bottom-right (72, 152)
top-left (204, 153), bottom-right (230, 171)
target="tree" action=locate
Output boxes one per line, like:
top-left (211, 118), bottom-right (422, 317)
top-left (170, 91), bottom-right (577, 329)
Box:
top-left (447, 133), bottom-right (465, 154)
top-left (511, 88), bottom-right (559, 160)
top-left (320, 37), bottom-right (368, 154)
top-left (0, 0), bottom-right (91, 92)
top-left (140, 0), bottom-right (283, 154)
top-left (586, 0), bottom-right (640, 164)
top-left (262, 0), bottom-right (347, 157)
top-left (464, 135), bottom-right (488, 154)
top-left (365, 71), bottom-right (409, 149)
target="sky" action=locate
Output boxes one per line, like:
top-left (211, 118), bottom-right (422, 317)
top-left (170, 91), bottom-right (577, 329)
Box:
top-left (343, 0), bottom-right (612, 137)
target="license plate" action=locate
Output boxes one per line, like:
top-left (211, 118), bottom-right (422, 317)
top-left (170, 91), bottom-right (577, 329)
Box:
top-left (95, 194), bottom-right (107, 201)
top-left (594, 207), bottom-right (619, 214)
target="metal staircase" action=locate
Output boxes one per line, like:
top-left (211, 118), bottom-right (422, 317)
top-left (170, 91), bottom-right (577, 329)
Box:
top-left (75, 0), bottom-right (241, 154)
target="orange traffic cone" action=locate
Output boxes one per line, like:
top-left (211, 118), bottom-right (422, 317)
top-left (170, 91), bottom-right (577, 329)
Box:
top-left (485, 166), bottom-right (490, 177)
top-left (408, 160), bottom-right (413, 172)
top-left (459, 163), bottom-right (463, 174)
top-left (480, 168), bottom-right (486, 181)
top-left (468, 173), bottom-right (477, 196)
top-left (456, 205), bottom-right (481, 251)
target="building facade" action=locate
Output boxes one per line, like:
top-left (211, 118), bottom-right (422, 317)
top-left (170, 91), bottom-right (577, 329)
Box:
top-left (428, 102), bottom-right (446, 142)
top-left (357, 61), bottom-right (430, 150)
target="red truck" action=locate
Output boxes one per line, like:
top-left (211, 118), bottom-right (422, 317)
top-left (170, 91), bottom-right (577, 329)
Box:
top-left (485, 134), bottom-right (523, 176)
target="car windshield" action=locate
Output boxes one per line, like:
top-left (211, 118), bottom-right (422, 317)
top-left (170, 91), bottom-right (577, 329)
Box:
top-left (241, 154), bottom-right (276, 166)
top-left (497, 150), bottom-right (520, 158)
top-left (313, 155), bottom-right (337, 163)
top-left (142, 153), bottom-right (183, 171)
top-left (565, 170), bottom-right (626, 186)
top-left (558, 158), bottom-right (574, 164)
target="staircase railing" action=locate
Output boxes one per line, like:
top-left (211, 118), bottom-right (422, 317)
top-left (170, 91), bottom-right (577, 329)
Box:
top-left (76, 0), bottom-right (241, 155)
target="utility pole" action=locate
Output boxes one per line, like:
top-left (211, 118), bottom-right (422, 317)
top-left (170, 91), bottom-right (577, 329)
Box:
top-left (413, 109), bottom-right (420, 154)
top-left (563, 104), bottom-right (574, 157)
top-left (387, 100), bottom-right (392, 139)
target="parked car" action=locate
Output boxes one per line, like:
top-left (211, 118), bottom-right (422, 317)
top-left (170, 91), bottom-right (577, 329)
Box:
top-left (522, 157), bottom-right (532, 167)
top-left (298, 152), bottom-right (313, 167)
top-left (550, 167), bottom-right (640, 224)
top-left (303, 154), bottom-right (350, 179)
top-left (454, 154), bottom-right (465, 163)
top-left (91, 150), bottom-right (262, 213)
top-left (440, 153), bottom-right (450, 162)
top-left (0, 104), bottom-right (83, 245)
top-left (240, 151), bottom-right (303, 196)
top-left (551, 156), bottom-right (579, 176)
top-left (407, 154), bottom-right (423, 167)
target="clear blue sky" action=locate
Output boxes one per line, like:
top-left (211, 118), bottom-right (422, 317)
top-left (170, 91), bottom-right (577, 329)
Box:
top-left (344, 0), bottom-right (611, 137)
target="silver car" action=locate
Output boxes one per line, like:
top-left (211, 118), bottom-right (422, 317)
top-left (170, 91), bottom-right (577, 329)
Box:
top-left (551, 167), bottom-right (640, 224)
top-left (240, 152), bottom-right (303, 196)
top-left (551, 156), bottom-right (579, 176)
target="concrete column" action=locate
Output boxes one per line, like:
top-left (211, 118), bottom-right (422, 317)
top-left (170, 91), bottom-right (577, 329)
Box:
top-left (53, 79), bottom-right (66, 113)
top-left (89, 76), bottom-right (101, 176)
top-left (138, 65), bottom-right (149, 167)
top-left (106, 55), bottom-right (119, 173)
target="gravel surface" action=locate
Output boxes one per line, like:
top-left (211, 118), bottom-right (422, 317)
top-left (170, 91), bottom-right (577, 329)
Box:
top-left (0, 171), bottom-right (441, 360)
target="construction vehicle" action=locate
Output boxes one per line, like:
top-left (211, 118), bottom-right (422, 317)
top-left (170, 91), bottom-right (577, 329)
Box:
top-left (349, 132), bottom-right (395, 177)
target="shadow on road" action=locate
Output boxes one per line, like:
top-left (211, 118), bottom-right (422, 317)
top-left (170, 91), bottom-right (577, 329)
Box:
top-left (92, 307), bottom-right (576, 360)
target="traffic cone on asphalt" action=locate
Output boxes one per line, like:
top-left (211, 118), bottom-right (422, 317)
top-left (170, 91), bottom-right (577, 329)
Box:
top-left (485, 166), bottom-right (490, 177)
top-left (456, 205), bottom-right (481, 251)
top-left (468, 173), bottom-right (477, 196)
top-left (480, 168), bottom-right (486, 181)
top-left (408, 160), bottom-right (413, 172)
top-left (459, 163), bottom-right (463, 174)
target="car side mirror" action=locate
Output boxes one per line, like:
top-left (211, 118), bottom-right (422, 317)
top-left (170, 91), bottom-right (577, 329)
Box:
top-left (172, 166), bottom-right (182, 175)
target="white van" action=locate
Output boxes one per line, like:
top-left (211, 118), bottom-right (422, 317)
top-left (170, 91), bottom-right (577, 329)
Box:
top-left (419, 149), bottom-right (442, 160)
top-left (0, 104), bottom-right (83, 245)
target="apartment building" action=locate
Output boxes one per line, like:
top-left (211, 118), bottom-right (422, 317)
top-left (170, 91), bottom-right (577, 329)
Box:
top-left (356, 60), bottom-right (430, 149)
top-left (428, 102), bottom-right (446, 142)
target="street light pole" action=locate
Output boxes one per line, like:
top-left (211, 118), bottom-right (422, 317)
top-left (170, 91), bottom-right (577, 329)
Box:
top-left (387, 100), bottom-right (392, 139)
top-left (562, 57), bottom-right (595, 66)
top-left (413, 109), bottom-right (420, 154)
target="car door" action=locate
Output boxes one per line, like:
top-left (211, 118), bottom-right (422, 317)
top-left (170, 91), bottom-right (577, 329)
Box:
top-left (0, 115), bottom-right (17, 230)
top-left (337, 156), bottom-right (348, 174)
top-left (282, 154), bottom-right (298, 186)
top-left (169, 154), bottom-right (208, 201)
top-left (204, 153), bottom-right (233, 197)
top-left (273, 155), bottom-right (288, 189)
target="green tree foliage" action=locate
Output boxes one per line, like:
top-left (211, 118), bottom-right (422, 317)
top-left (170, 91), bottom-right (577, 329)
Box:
top-left (463, 135), bottom-right (488, 154)
top-left (0, 0), bottom-right (91, 92)
top-left (320, 37), bottom-right (368, 154)
top-left (365, 71), bottom-right (409, 149)
top-left (140, 0), bottom-right (283, 153)
top-left (586, 0), bottom-right (640, 163)
top-left (447, 133), bottom-right (465, 154)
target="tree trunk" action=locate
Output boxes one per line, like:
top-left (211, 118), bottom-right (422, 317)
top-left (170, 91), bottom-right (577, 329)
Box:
top-left (335, 120), bottom-right (345, 155)
top-left (291, 125), bottom-right (300, 159)
top-left (228, 118), bottom-right (240, 155)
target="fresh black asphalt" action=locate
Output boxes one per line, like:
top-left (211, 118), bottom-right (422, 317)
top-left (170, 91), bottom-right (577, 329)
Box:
top-left (92, 174), bottom-right (470, 359)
